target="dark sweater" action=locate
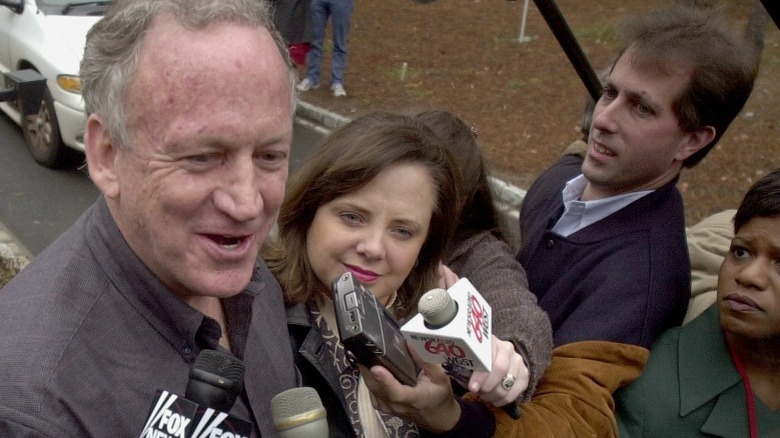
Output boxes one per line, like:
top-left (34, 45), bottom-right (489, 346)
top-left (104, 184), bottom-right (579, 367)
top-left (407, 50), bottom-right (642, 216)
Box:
top-left (518, 155), bottom-right (690, 348)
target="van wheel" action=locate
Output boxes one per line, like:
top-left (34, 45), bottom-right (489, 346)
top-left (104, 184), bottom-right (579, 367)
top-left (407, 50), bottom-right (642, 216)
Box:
top-left (22, 87), bottom-right (69, 168)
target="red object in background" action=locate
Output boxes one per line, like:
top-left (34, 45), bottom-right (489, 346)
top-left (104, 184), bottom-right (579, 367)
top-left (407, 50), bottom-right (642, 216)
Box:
top-left (288, 43), bottom-right (310, 66)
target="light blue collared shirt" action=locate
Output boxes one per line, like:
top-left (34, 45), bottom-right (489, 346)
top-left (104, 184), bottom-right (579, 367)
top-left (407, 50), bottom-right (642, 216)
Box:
top-left (552, 174), bottom-right (653, 237)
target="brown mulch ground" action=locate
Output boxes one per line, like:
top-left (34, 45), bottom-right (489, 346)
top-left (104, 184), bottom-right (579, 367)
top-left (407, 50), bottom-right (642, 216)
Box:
top-left (296, 0), bottom-right (780, 226)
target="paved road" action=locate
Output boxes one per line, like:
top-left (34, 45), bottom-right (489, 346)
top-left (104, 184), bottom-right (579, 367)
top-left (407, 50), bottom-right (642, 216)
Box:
top-left (0, 113), bottom-right (98, 256)
top-left (0, 112), bottom-right (323, 256)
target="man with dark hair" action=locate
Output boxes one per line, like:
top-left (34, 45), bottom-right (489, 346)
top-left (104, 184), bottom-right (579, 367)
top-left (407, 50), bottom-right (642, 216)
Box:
top-left (517, 5), bottom-right (758, 348)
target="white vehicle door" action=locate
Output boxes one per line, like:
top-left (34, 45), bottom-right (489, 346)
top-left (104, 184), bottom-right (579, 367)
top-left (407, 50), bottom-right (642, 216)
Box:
top-left (0, 3), bottom-right (19, 75)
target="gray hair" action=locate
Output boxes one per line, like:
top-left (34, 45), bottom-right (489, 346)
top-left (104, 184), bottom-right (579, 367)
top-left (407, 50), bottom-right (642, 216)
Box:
top-left (80, 0), bottom-right (297, 149)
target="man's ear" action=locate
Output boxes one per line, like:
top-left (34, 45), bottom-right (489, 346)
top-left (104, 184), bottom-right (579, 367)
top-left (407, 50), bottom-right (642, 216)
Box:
top-left (84, 114), bottom-right (120, 199)
top-left (676, 125), bottom-right (716, 161)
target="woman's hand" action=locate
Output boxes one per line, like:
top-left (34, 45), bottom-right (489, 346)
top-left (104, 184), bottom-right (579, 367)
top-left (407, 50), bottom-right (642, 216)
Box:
top-left (466, 335), bottom-right (529, 406)
top-left (360, 347), bottom-right (462, 433)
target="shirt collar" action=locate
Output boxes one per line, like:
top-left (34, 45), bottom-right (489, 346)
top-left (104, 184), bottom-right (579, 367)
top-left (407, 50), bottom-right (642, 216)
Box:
top-left (678, 306), bottom-right (745, 436)
top-left (561, 173), bottom-right (589, 204)
top-left (553, 174), bottom-right (653, 236)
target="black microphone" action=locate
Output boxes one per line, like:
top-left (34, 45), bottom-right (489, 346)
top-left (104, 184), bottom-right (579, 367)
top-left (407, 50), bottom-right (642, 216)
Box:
top-left (271, 387), bottom-right (328, 438)
top-left (138, 349), bottom-right (253, 438)
top-left (186, 349), bottom-right (244, 412)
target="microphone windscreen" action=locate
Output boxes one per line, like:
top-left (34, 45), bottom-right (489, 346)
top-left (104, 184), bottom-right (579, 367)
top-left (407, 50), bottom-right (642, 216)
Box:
top-left (418, 288), bottom-right (457, 328)
top-left (192, 349), bottom-right (246, 383)
top-left (271, 387), bottom-right (328, 438)
top-left (186, 349), bottom-right (245, 411)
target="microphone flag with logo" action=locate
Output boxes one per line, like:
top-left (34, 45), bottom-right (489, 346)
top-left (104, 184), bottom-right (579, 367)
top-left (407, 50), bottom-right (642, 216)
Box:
top-left (138, 349), bottom-right (253, 438)
top-left (401, 278), bottom-right (492, 374)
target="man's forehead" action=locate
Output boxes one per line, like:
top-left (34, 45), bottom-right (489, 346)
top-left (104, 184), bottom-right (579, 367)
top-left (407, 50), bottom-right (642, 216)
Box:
top-left (614, 45), bottom-right (692, 82)
top-left (608, 50), bottom-right (691, 103)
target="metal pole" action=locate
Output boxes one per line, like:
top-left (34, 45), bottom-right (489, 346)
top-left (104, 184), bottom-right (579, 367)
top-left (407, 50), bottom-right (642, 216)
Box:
top-left (518, 0), bottom-right (532, 43)
top-left (531, 0), bottom-right (601, 101)
top-left (759, 0), bottom-right (779, 30)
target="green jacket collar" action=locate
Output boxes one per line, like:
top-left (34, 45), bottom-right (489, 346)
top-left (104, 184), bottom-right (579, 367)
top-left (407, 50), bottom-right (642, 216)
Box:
top-left (678, 305), bottom-right (745, 437)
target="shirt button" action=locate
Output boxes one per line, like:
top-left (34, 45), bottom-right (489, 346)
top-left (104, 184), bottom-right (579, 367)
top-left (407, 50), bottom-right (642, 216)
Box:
top-left (183, 346), bottom-right (192, 355)
top-left (546, 238), bottom-right (555, 249)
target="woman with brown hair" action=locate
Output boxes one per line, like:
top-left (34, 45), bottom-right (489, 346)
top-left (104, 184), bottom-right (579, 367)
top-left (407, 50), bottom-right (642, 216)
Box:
top-left (264, 111), bottom-right (527, 437)
top-left (615, 168), bottom-right (780, 437)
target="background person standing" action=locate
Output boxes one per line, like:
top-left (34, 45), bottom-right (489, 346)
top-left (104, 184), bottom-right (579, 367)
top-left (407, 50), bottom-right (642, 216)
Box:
top-left (270, 0), bottom-right (312, 66)
top-left (296, 0), bottom-right (354, 97)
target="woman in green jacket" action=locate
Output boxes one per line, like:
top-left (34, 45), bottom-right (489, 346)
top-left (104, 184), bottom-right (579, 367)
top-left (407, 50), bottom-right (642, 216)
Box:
top-left (614, 168), bottom-right (780, 437)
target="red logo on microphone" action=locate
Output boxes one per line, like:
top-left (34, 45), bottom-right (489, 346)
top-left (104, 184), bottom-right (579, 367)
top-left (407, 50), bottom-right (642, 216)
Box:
top-left (424, 340), bottom-right (466, 358)
top-left (469, 295), bottom-right (485, 343)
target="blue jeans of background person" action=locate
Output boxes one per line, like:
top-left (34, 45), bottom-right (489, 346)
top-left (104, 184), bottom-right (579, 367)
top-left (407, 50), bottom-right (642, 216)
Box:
top-left (305, 0), bottom-right (354, 87)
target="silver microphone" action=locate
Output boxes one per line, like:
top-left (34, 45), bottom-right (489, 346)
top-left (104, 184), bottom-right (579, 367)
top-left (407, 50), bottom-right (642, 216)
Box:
top-left (270, 387), bottom-right (328, 438)
top-left (418, 288), bottom-right (458, 328)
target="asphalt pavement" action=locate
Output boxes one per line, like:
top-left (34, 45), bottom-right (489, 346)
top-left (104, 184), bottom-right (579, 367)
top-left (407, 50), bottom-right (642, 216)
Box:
top-left (0, 101), bottom-right (526, 265)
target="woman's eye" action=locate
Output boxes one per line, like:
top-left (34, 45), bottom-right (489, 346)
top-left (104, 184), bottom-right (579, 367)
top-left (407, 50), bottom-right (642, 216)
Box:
top-left (339, 212), bottom-right (361, 224)
top-left (731, 246), bottom-right (750, 260)
top-left (393, 228), bottom-right (413, 239)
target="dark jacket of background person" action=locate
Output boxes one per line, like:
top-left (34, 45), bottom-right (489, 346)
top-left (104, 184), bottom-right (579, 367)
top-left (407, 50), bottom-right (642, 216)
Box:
top-left (445, 228), bottom-right (553, 402)
top-left (0, 199), bottom-right (296, 437)
top-left (270, 0), bottom-right (311, 45)
top-left (518, 154), bottom-right (690, 348)
top-left (615, 305), bottom-right (780, 436)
